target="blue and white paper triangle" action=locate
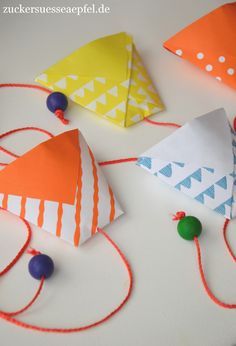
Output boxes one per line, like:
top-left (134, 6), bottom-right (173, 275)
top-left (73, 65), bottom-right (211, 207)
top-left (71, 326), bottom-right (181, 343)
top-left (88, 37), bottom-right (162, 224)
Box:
top-left (137, 109), bottom-right (236, 219)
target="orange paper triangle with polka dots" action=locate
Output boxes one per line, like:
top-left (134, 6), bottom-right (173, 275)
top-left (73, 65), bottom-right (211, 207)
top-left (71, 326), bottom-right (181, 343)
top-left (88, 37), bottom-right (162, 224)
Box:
top-left (0, 130), bottom-right (79, 204)
top-left (163, 3), bottom-right (236, 90)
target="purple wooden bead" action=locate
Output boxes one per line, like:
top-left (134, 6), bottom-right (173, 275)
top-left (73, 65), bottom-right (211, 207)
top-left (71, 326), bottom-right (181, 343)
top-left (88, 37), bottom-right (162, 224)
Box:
top-left (29, 254), bottom-right (54, 280)
top-left (46, 92), bottom-right (68, 113)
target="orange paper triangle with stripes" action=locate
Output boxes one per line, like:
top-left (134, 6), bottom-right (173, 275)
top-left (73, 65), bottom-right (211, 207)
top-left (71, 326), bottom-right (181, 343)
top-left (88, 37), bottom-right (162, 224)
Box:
top-left (0, 130), bottom-right (79, 204)
top-left (163, 3), bottom-right (236, 90)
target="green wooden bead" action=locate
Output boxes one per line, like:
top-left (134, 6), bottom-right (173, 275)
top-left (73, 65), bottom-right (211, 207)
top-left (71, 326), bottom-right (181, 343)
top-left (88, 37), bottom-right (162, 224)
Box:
top-left (177, 216), bottom-right (202, 240)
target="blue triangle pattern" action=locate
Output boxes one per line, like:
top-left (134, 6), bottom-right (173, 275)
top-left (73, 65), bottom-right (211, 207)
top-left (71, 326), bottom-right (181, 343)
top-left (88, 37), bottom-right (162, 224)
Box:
top-left (190, 169), bottom-right (202, 182)
top-left (214, 197), bottom-right (233, 216)
top-left (195, 193), bottom-right (204, 204)
top-left (216, 176), bottom-right (227, 190)
top-left (203, 185), bottom-right (215, 199)
top-left (137, 157), bottom-right (152, 169)
top-left (175, 176), bottom-right (191, 190)
top-left (214, 204), bottom-right (226, 216)
top-left (174, 169), bottom-right (203, 191)
top-left (203, 167), bottom-right (215, 173)
top-left (173, 162), bottom-right (185, 167)
top-left (225, 197), bottom-right (234, 206)
top-left (159, 164), bottom-right (172, 178)
top-left (181, 177), bottom-right (191, 189)
top-left (175, 183), bottom-right (181, 191)
top-left (194, 185), bottom-right (215, 204)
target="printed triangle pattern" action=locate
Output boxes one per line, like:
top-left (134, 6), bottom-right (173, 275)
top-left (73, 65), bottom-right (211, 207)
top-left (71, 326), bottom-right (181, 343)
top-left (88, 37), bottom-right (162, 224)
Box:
top-left (125, 47), bottom-right (164, 127)
top-left (140, 109), bottom-right (233, 174)
top-left (36, 32), bottom-right (164, 127)
top-left (41, 32), bottom-right (130, 82)
top-left (137, 109), bottom-right (236, 219)
top-left (0, 130), bottom-right (80, 204)
top-left (137, 157), bottom-right (235, 219)
top-left (163, 3), bottom-right (236, 90)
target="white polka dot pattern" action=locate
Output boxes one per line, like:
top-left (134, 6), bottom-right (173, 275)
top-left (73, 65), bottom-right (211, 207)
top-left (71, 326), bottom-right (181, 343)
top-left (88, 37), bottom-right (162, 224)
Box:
top-left (175, 49), bottom-right (183, 56)
top-left (218, 56), bottom-right (226, 63)
top-left (163, 3), bottom-right (236, 90)
top-left (227, 68), bottom-right (235, 75)
top-left (197, 52), bottom-right (204, 60)
top-left (205, 64), bottom-right (213, 72)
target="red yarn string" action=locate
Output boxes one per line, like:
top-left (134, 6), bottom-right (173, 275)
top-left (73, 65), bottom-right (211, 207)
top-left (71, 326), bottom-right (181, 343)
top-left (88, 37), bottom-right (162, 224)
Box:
top-left (54, 109), bottom-right (69, 125)
top-left (0, 128), bottom-right (138, 168)
top-left (0, 209), bottom-right (32, 277)
top-left (0, 146), bottom-right (18, 159)
top-left (0, 126), bottom-right (133, 332)
top-left (0, 83), bottom-right (70, 125)
top-left (0, 228), bottom-right (133, 333)
top-left (27, 248), bottom-right (41, 256)
top-left (97, 118), bottom-right (181, 166)
top-left (0, 83), bottom-right (50, 94)
top-left (0, 127), bottom-right (54, 140)
top-left (172, 211), bottom-right (186, 221)
top-left (0, 83), bottom-right (181, 330)
top-left (0, 184), bottom-right (133, 330)
top-left (0, 208), bottom-right (46, 317)
top-left (0, 83), bottom-right (183, 129)
top-left (0, 127), bottom-right (54, 166)
top-left (0, 172), bottom-right (133, 330)
top-left (173, 212), bottom-right (236, 308)
top-left (0, 83), bottom-right (182, 167)
top-left (0, 277), bottom-right (45, 317)
top-left (99, 157), bottom-right (138, 166)
top-left (143, 117), bottom-right (181, 128)
top-left (223, 218), bottom-right (236, 262)
top-left (0, 127), bottom-right (138, 168)
top-left (194, 236), bottom-right (236, 309)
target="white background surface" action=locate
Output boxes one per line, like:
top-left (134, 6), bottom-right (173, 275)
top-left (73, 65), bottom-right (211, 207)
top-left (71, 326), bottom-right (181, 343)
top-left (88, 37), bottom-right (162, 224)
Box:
top-left (1, 0), bottom-right (236, 345)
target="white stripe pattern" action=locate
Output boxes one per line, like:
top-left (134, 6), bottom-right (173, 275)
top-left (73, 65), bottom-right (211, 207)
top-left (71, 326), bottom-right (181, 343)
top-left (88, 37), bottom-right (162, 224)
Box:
top-left (0, 131), bottom-right (124, 246)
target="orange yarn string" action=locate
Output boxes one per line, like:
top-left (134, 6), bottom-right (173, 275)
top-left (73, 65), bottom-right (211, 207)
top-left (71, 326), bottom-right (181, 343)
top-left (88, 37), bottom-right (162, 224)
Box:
top-left (0, 83), bottom-right (182, 166)
top-left (0, 83), bottom-right (184, 129)
top-left (98, 117), bottom-right (182, 166)
top-left (0, 83), bottom-right (70, 125)
top-left (27, 248), bottom-right (41, 256)
top-left (0, 127), bottom-right (138, 168)
top-left (173, 212), bottom-right (236, 308)
top-left (143, 117), bottom-right (181, 128)
top-left (54, 109), bottom-right (69, 125)
top-left (0, 83), bottom-right (50, 94)
top-left (194, 236), bottom-right (236, 309)
top-left (0, 228), bottom-right (133, 333)
top-left (0, 127), bottom-right (54, 141)
top-left (222, 218), bottom-right (236, 262)
top-left (99, 157), bottom-right (138, 166)
top-left (0, 209), bottom-right (32, 277)
top-left (0, 278), bottom-right (45, 317)
top-left (0, 172), bottom-right (133, 330)
top-left (0, 208), bottom-right (46, 316)
top-left (0, 127), bottom-right (133, 333)
top-left (0, 127), bottom-right (54, 166)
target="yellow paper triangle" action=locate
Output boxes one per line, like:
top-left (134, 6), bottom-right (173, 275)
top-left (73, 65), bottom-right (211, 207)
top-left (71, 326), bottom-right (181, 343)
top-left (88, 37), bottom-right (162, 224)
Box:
top-left (36, 32), bottom-right (164, 127)
top-left (40, 32), bottom-right (131, 82)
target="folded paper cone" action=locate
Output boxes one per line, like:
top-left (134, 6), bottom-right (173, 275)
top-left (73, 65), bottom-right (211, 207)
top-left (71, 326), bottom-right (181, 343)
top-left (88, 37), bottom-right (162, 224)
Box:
top-left (0, 129), bottom-right (123, 246)
top-left (163, 3), bottom-right (236, 90)
top-left (137, 108), bottom-right (236, 219)
top-left (36, 32), bottom-right (164, 127)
